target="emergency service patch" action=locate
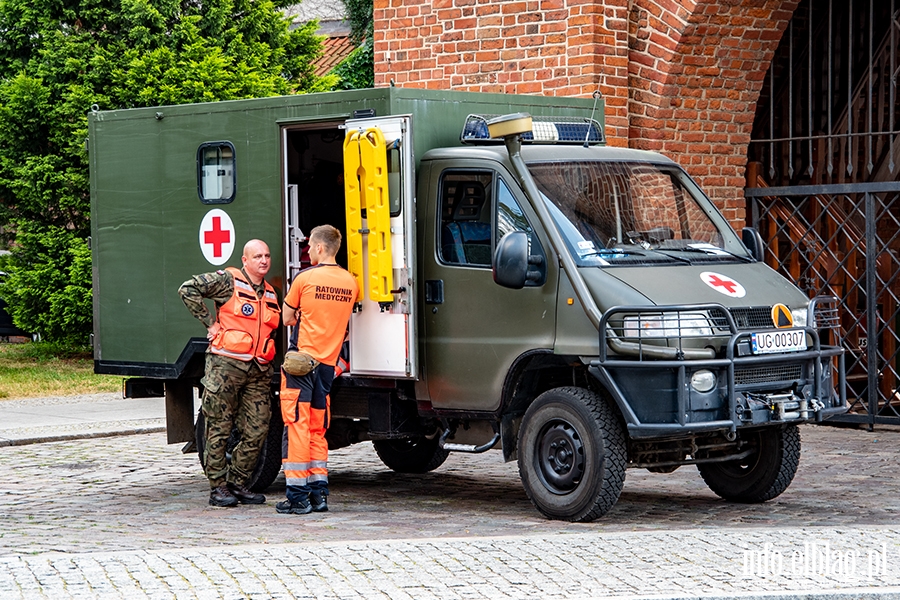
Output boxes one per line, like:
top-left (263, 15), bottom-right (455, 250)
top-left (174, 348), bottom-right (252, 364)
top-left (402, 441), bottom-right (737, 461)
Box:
top-left (241, 303), bottom-right (255, 316)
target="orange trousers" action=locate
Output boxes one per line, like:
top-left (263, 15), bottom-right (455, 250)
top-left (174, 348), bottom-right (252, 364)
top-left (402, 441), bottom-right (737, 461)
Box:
top-left (280, 363), bottom-right (334, 503)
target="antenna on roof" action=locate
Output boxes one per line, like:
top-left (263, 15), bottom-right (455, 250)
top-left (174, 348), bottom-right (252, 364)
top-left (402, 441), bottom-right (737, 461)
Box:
top-left (584, 90), bottom-right (602, 148)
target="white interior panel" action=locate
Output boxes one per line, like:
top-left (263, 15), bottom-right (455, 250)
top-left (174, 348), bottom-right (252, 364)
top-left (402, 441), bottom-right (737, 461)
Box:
top-left (350, 309), bottom-right (408, 376)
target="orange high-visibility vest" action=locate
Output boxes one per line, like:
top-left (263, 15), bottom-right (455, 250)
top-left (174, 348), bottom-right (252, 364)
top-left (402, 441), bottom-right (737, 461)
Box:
top-left (210, 267), bottom-right (280, 364)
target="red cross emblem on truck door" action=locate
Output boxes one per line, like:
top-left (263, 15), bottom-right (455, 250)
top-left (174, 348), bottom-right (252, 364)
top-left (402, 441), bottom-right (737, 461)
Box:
top-left (700, 271), bottom-right (746, 298)
top-left (199, 209), bottom-right (235, 266)
top-left (204, 216), bottom-right (231, 257)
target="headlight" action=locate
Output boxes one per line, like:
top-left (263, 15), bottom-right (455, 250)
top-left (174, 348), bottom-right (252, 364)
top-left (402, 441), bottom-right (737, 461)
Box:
top-left (622, 312), bottom-right (713, 339)
top-left (691, 370), bottom-right (717, 393)
top-left (791, 307), bottom-right (808, 327)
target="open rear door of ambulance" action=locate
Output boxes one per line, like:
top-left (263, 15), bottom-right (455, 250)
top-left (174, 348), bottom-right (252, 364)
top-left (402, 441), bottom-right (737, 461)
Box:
top-left (342, 115), bottom-right (417, 379)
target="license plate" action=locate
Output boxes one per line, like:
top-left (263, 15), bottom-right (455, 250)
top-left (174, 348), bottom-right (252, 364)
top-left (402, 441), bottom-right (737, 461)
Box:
top-left (751, 329), bottom-right (808, 354)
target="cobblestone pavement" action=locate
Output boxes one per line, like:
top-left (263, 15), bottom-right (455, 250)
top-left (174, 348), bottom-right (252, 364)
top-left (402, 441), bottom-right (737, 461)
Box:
top-left (1, 424), bottom-right (900, 598)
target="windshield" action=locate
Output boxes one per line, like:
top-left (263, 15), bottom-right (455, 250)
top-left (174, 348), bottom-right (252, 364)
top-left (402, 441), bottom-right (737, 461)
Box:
top-left (527, 160), bottom-right (750, 266)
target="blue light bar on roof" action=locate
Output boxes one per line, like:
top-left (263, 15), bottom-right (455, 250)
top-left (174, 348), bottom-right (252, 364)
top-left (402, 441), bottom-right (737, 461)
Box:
top-left (461, 114), bottom-right (605, 145)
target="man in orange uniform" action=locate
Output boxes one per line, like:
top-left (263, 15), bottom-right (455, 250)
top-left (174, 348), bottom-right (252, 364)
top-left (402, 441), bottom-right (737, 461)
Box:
top-left (276, 225), bottom-right (359, 515)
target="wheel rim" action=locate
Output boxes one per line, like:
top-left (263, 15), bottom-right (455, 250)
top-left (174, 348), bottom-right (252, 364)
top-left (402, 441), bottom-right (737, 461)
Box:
top-left (387, 438), bottom-right (421, 454)
top-left (535, 419), bottom-right (585, 494)
top-left (718, 431), bottom-right (763, 477)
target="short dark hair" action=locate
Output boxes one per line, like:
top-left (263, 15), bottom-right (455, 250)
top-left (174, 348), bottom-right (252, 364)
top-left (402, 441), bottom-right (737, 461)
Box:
top-left (309, 225), bottom-right (342, 256)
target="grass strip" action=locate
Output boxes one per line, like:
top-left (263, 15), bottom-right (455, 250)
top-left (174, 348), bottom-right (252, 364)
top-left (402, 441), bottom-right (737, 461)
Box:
top-left (0, 342), bottom-right (120, 400)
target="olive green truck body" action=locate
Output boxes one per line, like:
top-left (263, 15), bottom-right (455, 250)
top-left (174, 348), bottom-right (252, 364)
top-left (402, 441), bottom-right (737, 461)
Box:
top-left (90, 88), bottom-right (846, 521)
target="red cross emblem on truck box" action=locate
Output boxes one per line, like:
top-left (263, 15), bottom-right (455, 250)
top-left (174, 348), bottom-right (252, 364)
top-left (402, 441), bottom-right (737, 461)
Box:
top-left (199, 209), bottom-right (235, 266)
top-left (700, 271), bottom-right (746, 298)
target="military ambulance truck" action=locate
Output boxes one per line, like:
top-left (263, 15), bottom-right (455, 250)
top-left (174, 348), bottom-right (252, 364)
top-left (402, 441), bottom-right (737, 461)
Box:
top-left (89, 88), bottom-right (846, 522)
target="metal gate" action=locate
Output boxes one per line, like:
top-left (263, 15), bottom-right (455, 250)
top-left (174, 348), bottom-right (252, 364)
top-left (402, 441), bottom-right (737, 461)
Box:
top-left (744, 0), bottom-right (900, 428)
top-left (745, 181), bottom-right (900, 427)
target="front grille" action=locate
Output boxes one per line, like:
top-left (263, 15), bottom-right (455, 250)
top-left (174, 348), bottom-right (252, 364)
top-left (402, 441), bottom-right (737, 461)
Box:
top-left (710, 307), bottom-right (774, 331)
top-left (735, 364), bottom-right (803, 385)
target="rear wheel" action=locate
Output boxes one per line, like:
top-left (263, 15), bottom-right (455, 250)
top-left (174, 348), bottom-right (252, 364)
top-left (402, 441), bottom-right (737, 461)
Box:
top-left (518, 386), bottom-right (626, 522)
top-left (195, 406), bottom-right (284, 493)
top-left (373, 435), bottom-right (449, 473)
top-left (697, 425), bottom-right (800, 503)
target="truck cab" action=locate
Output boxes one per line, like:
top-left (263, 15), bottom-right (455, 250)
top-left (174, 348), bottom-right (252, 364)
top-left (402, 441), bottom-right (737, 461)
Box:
top-left (89, 90), bottom-right (846, 522)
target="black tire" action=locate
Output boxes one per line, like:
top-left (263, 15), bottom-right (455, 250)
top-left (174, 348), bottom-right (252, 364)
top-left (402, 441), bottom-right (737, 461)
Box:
top-left (697, 425), bottom-right (800, 503)
top-left (373, 436), bottom-right (450, 473)
top-left (195, 407), bottom-right (284, 493)
top-left (517, 386), bottom-right (626, 522)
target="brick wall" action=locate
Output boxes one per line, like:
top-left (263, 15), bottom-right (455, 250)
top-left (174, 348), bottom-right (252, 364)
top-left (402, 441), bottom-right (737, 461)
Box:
top-left (374, 0), bottom-right (798, 229)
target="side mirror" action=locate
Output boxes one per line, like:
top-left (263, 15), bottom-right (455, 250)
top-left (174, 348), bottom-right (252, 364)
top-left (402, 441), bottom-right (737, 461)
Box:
top-left (493, 232), bottom-right (529, 289)
top-left (741, 227), bottom-right (765, 262)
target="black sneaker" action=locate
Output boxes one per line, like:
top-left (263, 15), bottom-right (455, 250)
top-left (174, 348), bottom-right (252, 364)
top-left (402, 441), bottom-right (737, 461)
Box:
top-left (209, 484), bottom-right (239, 507)
top-left (228, 483), bottom-right (266, 505)
top-left (310, 491), bottom-right (328, 513)
top-left (275, 499), bottom-right (312, 515)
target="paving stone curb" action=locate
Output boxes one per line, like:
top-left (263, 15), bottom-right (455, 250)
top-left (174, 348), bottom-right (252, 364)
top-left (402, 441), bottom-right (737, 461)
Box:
top-left (0, 392), bottom-right (168, 446)
top-left (2, 528), bottom-right (900, 599)
top-left (0, 423), bottom-right (166, 447)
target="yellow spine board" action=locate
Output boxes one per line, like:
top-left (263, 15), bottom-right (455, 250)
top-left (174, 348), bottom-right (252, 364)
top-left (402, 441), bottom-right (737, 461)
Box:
top-left (342, 130), bottom-right (365, 301)
top-left (358, 128), bottom-right (394, 303)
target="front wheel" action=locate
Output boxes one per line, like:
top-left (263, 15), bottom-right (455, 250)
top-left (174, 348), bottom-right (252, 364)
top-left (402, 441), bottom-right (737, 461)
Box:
top-left (697, 425), bottom-right (800, 503)
top-left (518, 386), bottom-right (626, 522)
top-left (195, 406), bottom-right (284, 493)
top-left (373, 435), bottom-right (449, 473)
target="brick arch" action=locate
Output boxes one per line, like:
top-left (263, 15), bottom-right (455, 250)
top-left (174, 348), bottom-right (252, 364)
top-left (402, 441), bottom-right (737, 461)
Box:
top-left (626, 0), bottom-right (798, 224)
top-left (374, 0), bottom-right (798, 226)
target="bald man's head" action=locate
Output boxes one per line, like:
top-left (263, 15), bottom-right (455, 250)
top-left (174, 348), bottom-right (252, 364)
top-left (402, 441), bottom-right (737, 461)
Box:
top-left (241, 239), bottom-right (271, 284)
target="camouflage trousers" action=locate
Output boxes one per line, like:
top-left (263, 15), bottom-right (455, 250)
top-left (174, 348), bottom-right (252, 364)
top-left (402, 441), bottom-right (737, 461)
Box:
top-left (201, 353), bottom-right (272, 488)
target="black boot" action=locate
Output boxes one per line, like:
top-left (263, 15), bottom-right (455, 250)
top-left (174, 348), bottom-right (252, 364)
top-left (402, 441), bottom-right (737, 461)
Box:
top-left (310, 491), bottom-right (328, 513)
top-left (209, 484), bottom-right (238, 507)
top-left (227, 483), bottom-right (266, 505)
top-left (275, 498), bottom-right (312, 515)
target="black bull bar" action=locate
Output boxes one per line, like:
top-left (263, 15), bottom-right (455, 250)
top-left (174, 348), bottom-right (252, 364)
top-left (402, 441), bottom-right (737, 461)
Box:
top-left (588, 303), bottom-right (847, 439)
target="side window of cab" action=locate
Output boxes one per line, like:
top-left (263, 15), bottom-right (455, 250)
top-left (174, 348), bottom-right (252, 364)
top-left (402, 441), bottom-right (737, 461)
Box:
top-left (437, 170), bottom-right (545, 283)
top-left (438, 171), bottom-right (494, 267)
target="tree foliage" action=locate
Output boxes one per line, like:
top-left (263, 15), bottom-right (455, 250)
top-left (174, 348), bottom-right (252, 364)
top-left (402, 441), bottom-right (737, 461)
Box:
top-left (332, 0), bottom-right (373, 90)
top-left (333, 39), bottom-right (374, 90)
top-left (0, 222), bottom-right (91, 343)
top-left (344, 0), bottom-right (374, 45)
top-left (0, 0), bottom-right (331, 344)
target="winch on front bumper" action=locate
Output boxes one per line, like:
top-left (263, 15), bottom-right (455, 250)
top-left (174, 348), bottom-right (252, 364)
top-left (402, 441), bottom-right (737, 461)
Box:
top-left (587, 299), bottom-right (847, 439)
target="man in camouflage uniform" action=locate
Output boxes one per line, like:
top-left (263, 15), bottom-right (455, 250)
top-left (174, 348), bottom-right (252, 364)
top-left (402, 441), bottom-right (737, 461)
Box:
top-left (178, 239), bottom-right (281, 507)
